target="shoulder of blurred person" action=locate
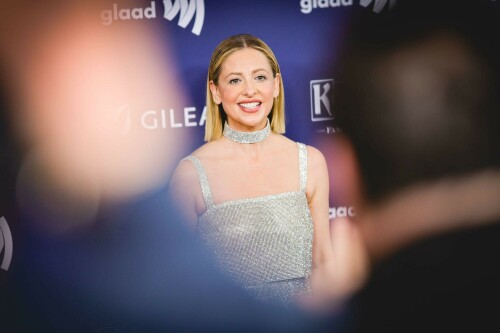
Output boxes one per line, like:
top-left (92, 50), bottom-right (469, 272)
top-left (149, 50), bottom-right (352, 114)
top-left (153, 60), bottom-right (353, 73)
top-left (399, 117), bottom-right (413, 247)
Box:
top-left (349, 218), bottom-right (500, 333)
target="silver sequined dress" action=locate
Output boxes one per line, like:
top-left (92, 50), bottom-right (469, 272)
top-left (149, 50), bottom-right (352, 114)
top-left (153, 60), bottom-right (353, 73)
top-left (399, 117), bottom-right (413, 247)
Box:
top-left (184, 142), bottom-right (313, 304)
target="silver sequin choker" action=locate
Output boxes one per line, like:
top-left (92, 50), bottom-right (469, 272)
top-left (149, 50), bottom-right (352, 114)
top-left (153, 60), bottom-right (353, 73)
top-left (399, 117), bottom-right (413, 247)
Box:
top-left (223, 119), bottom-right (271, 144)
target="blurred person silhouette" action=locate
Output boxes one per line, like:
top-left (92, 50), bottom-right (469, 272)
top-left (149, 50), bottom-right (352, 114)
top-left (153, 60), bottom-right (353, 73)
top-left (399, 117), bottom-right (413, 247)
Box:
top-left (0, 1), bottom-right (331, 332)
top-left (322, 0), bottom-right (500, 331)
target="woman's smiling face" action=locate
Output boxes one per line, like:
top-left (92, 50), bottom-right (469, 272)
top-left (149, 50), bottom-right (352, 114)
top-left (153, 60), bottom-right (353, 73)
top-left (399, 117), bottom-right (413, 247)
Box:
top-left (210, 47), bottom-right (280, 132)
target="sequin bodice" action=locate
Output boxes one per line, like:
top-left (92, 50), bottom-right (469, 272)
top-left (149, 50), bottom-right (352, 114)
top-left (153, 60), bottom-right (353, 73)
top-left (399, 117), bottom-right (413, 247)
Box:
top-left (185, 142), bottom-right (313, 304)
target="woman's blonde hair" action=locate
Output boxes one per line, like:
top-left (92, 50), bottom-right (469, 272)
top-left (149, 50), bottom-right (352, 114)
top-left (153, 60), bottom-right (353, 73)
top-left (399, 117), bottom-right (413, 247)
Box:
top-left (205, 34), bottom-right (285, 142)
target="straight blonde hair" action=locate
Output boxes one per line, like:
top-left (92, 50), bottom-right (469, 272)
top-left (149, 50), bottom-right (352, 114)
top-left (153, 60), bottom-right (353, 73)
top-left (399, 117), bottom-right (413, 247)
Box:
top-left (205, 34), bottom-right (286, 142)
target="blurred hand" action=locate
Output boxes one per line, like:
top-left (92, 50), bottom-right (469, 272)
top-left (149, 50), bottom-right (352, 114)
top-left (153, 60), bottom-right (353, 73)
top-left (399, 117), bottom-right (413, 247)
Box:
top-left (301, 217), bottom-right (369, 312)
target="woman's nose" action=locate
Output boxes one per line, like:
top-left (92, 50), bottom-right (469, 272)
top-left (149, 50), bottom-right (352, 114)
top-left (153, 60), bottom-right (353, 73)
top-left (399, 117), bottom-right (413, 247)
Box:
top-left (243, 80), bottom-right (256, 96)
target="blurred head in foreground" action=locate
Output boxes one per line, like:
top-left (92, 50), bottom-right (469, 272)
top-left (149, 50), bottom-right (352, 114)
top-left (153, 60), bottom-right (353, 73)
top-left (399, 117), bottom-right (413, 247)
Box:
top-left (331, 0), bottom-right (500, 252)
top-left (0, 0), bottom-right (189, 233)
top-left (335, 0), bottom-right (500, 206)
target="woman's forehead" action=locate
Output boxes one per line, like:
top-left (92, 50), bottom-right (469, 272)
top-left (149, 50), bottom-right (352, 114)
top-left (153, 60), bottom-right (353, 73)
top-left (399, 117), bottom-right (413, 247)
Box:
top-left (221, 48), bottom-right (271, 72)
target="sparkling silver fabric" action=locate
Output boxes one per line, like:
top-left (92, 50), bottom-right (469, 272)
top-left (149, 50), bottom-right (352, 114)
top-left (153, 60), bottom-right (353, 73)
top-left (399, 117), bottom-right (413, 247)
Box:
top-left (184, 143), bottom-right (313, 305)
top-left (222, 119), bottom-right (271, 144)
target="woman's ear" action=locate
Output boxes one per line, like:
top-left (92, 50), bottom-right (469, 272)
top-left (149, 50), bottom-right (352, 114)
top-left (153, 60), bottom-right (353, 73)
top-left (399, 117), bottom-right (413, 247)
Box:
top-left (209, 81), bottom-right (221, 104)
top-left (273, 73), bottom-right (280, 98)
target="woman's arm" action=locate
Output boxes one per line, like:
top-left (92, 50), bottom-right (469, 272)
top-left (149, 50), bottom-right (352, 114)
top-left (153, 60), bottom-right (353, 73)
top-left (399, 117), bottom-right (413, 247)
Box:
top-left (304, 145), bottom-right (340, 308)
top-left (305, 145), bottom-right (368, 309)
top-left (167, 159), bottom-right (202, 231)
top-left (306, 146), bottom-right (333, 270)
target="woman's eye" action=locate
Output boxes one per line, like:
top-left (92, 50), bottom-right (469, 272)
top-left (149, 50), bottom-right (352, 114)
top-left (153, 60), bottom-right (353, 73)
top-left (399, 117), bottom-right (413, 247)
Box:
top-left (256, 75), bottom-right (267, 81)
top-left (229, 78), bottom-right (240, 85)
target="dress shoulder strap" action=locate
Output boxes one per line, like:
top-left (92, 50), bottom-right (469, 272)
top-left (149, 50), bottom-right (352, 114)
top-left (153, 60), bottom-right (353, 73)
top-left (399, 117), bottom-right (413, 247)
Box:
top-left (183, 156), bottom-right (214, 209)
top-left (297, 142), bottom-right (308, 193)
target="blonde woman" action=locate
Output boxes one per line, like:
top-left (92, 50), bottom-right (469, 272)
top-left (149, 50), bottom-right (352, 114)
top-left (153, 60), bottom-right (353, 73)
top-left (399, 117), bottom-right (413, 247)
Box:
top-left (169, 34), bottom-right (333, 305)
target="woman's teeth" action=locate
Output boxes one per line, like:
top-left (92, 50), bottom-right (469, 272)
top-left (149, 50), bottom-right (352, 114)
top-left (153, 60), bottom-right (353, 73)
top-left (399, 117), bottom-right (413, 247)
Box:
top-left (239, 102), bottom-right (260, 109)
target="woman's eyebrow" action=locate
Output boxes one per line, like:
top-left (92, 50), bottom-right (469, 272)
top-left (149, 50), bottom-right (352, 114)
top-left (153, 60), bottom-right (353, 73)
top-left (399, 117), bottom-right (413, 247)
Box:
top-left (224, 68), bottom-right (269, 78)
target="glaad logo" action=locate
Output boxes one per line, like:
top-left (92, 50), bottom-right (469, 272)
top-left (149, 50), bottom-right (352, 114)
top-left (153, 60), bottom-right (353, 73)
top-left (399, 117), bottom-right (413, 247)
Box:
top-left (101, 2), bottom-right (156, 25)
top-left (329, 207), bottom-right (356, 220)
top-left (300, 0), bottom-right (396, 14)
top-left (101, 1), bottom-right (205, 36)
top-left (163, 0), bottom-right (205, 36)
top-left (0, 217), bottom-right (13, 271)
top-left (310, 79), bottom-right (334, 122)
top-left (359, 0), bottom-right (396, 13)
top-left (300, 0), bottom-right (353, 14)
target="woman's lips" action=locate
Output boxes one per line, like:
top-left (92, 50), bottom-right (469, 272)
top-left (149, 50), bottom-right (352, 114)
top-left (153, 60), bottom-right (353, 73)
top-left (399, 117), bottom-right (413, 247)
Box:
top-left (238, 101), bottom-right (261, 112)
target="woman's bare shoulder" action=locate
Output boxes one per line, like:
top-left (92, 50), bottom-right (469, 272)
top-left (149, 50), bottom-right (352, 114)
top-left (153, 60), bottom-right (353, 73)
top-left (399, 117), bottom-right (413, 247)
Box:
top-left (190, 141), bottom-right (222, 159)
top-left (170, 157), bottom-right (198, 187)
top-left (269, 133), bottom-right (298, 151)
top-left (271, 134), bottom-right (325, 159)
top-left (305, 144), bottom-right (327, 166)
top-left (272, 133), bottom-right (295, 144)
top-left (304, 144), bottom-right (329, 187)
top-left (306, 145), bottom-right (325, 162)
top-left (171, 141), bottom-right (220, 180)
